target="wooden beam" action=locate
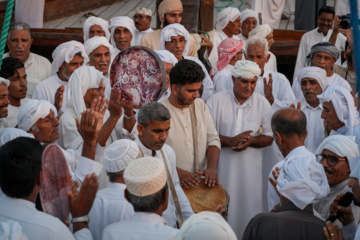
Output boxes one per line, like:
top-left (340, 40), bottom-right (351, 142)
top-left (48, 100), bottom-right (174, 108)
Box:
top-left (199, 0), bottom-right (214, 32)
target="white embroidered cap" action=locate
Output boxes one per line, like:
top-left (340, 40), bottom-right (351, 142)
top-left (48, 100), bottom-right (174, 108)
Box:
top-left (124, 157), bottom-right (167, 197)
top-left (135, 7), bottom-right (152, 16)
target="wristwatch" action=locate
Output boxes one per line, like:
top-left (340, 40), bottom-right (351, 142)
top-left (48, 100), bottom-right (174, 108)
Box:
top-left (71, 215), bottom-right (90, 224)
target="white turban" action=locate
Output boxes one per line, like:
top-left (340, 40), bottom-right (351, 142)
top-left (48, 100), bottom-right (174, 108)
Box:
top-left (18, 99), bottom-right (57, 132)
top-left (316, 135), bottom-right (359, 161)
top-left (110, 16), bottom-right (136, 48)
top-left (160, 23), bottom-right (190, 57)
top-left (154, 50), bottom-right (178, 66)
top-left (249, 24), bottom-right (272, 38)
top-left (240, 9), bottom-right (259, 24)
top-left (317, 86), bottom-right (360, 135)
top-left (215, 7), bottom-right (241, 31)
top-left (67, 66), bottom-right (107, 119)
top-left (0, 77), bottom-right (9, 87)
top-left (349, 156), bottom-right (360, 182)
top-left (51, 40), bottom-right (88, 75)
top-left (174, 212), bottom-right (236, 240)
top-left (104, 139), bottom-right (141, 173)
top-left (0, 128), bottom-right (34, 147)
top-left (297, 66), bottom-right (328, 91)
top-left (231, 59), bottom-right (261, 79)
top-left (83, 16), bottom-right (110, 42)
top-left (277, 157), bottom-right (329, 210)
top-left (84, 36), bottom-right (114, 58)
top-left (0, 221), bottom-right (28, 240)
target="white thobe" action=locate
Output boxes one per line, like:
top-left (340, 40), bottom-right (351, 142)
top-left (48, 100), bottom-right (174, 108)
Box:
top-left (32, 74), bottom-right (69, 113)
top-left (335, 0), bottom-right (360, 16)
top-left (158, 87), bottom-right (171, 102)
top-left (206, 90), bottom-right (273, 238)
top-left (267, 146), bottom-right (315, 210)
top-left (135, 28), bottom-right (154, 46)
top-left (184, 56), bottom-right (214, 101)
top-left (261, 0), bottom-right (286, 29)
top-left (3, 52), bottom-right (51, 98)
top-left (88, 182), bottom-right (134, 240)
top-left (161, 98), bottom-right (221, 173)
top-left (0, 195), bottom-right (92, 240)
top-left (265, 51), bottom-right (277, 72)
top-left (235, 33), bottom-right (247, 46)
top-left (3, 98), bottom-right (30, 128)
top-left (102, 212), bottom-right (178, 240)
top-left (135, 138), bottom-right (194, 228)
top-left (293, 28), bottom-right (347, 79)
top-left (292, 72), bottom-right (352, 99)
top-left (213, 65), bottom-right (234, 93)
top-left (330, 124), bottom-right (360, 153)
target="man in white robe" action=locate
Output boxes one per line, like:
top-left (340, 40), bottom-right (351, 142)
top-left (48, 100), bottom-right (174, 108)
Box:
top-left (206, 60), bottom-right (273, 238)
top-left (161, 60), bottom-right (221, 189)
top-left (4, 22), bottom-right (51, 98)
top-left (89, 139), bottom-right (137, 240)
top-left (251, 0), bottom-right (286, 29)
top-left (236, 9), bottom-right (258, 44)
top-left (109, 16), bottom-right (136, 58)
top-left (293, 6), bottom-right (347, 79)
top-left (102, 157), bottom-right (179, 240)
top-left (133, 7), bottom-right (154, 46)
top-left (0, 57), bottom-right (30, 128)
top-left (32, 41), bottom-right (88, 114)
top-left (83, 16), bottom-right (110, 42)
top-left (0, 78), bottom-right (11, 130)
top-left (135, 101), bottom-right (194, 228)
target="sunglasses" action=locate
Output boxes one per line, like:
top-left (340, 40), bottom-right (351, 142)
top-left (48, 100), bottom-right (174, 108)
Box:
top-left (316, 154), bottom-right (347, 166)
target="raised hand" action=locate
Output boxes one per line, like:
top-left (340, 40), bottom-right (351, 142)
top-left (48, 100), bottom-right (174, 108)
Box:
top-left (54, 85), bottom-right (65, 111)
top-left (263, 73), bottom-right (274, 104)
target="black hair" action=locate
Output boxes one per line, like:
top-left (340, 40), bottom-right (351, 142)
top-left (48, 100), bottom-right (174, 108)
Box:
top-left (169, 59), bottom-right (205, 86)
top-left (0, 57), bottom-right (25, 79)
top-left (319, 5), bottom-right (335, 17)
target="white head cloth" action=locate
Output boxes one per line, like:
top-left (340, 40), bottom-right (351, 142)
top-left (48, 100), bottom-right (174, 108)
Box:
top-left (135, 7), bottom-right (152, 16)
top-left (0, 221), bottom-right (28, 240)
top-left (215, 7), bottom-right (241, 31)
top-left (174, 212), bottom-right (236, 240)
top-left (249, 24), bottom-right (272, 38)
top-left (154, 50), bottom-right (178, 66)
top-left (316, 135), bottom-right (359, 160)
top-left (297, 66), bottom-right (328, 91)
top-left (83, 16), bottom-right (110, 42)
top-left (277, 157), bottom-right (329, 209)
top-left (0, 128), bottom-right (34, 147)
top-left (0, 77), bottom-right (10, 87)
top-left (110, 16), bottom-right (136, 48)
top-left (349, 156), bottom-right (360, 182)
top-left (317, 85), bottom-right (360, 135)
top-left (232, 59), bottom-right (261, 79)
top-left (18, 100), bottom-right (57, 132)
top-left (124, 157), bottom-right (167, 197)
top-left (51, 40), bottom-right (88, 75)
top-left (240, 9), bottom-right (259, 24)
top-left (160, 23), bottom-right (190, 57)
top-left (67, 66), bottom-right (107, 119)
top-left (84, 36), bottom-right (114, 58)
top-left (104, 139), bottom-right (140, 173)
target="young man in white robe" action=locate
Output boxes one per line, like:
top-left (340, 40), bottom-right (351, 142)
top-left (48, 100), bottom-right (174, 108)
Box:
top-left (109, 16), bottom-right (136, 58)
top-left (133, 7), bottom-right (154, 46)
top-left (206, 60), bottom-right (273, 238)
top-left (0, 57), bottom-right (30, 128)
top-left (82, 16), bottom-right (110, 42)
top-left (235, 9), bottom-right (258, 45)
top-left (4, 22), bottom-right (51, 98)
top-left (32, 41), bottom-right (88, 114)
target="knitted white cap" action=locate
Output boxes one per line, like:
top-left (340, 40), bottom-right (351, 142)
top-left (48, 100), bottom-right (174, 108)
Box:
top-left (135, 7), bottom-right (152, 16)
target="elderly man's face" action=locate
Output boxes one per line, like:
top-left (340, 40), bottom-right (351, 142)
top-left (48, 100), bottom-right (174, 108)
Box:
top-left (321, 101), bottom-right (345, 132)
top-left (317, 12), bottom-right (334, 35)
top-left (165, 35), bottom-right (185, 61)
top-left (58, 54), bottom-right (84, 82)
top-left (319, 149), bottom-right (350, 186)
top-left (0, 84), bottom-right (10, 118)
top-left (83, 82), bottom-right (105, 108)
top-left (300, 78), bottom-right (322, 106)
top-left (31, 110), bottom-right (60, 143)
top-left (241, 17), bottom-right (257, 37)
top-left (6, 30), bottom-right (33, 64)
top-left (312, 52), bottom-right (335, 75)
top-left (89, 46), bottom-right (111, 76)
top-left (266, 32), bottom-right (274, 49)
top-left (232, 76), bottom-right (257, 104)
top-left (7, 67), bottom-right (27, 101)
top-left (137, 119), bottom-right (170, 151)
top-left (163, 61), bottom-right (173, 90)
top-left (113, 27), bottom-right (132, 50)
top-left (224, 17), bottom-right (241, 36)
top-left (89, 25), bottom-right (106, 38)
top-left (164, 10), bottom-right (182, 24)
top-left (134, 13), bottom-right (151, 31)
top-left (349, 177), bottom-right (360, 206)
top-left (246, 44), bottom-right (269, 73)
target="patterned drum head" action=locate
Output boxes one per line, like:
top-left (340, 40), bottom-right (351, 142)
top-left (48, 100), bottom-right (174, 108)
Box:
top-left (110, 46), bottom-right (166, 109)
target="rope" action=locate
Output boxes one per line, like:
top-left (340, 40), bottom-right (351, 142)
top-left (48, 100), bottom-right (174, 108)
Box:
top-left (0, 0), bottom-right (15, 71)
top-left (214, 0), bottom-right (244, 12)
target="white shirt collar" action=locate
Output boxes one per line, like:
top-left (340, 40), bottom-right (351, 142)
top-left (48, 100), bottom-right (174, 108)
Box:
top-left (132, 212), bottom-right (167, 225)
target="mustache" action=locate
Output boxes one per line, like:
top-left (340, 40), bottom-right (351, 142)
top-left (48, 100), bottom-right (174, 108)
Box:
top-left (305, 90), bottom-right (316, 95)
top-left (0, 104), bottom-right (8, 109)
top-left (324, 167), bottom-right (334, 174)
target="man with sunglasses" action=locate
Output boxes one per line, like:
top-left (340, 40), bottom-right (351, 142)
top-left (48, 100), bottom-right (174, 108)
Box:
top-left (314, 135), bottom-right (360, 227)
top-left (133, 8), bottom-right (153, 46)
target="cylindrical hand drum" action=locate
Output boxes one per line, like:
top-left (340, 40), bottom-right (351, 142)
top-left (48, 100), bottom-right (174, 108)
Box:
top-left (182, 179), bottom-right (230, 220)
top-left (110, 46), bottom-right (166, 109)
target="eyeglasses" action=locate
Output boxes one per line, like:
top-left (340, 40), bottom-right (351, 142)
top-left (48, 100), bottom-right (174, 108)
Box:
top-left (237, 50), bottom-right (245, 55)
top-left (316, 154), bottom-right (347, 166)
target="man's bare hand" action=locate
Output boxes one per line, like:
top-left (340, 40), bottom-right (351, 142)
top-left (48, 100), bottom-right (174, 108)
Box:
top-left (323, 221), bottom-right (344, 240)
top-left (333, 15), bottom-right (341, 32)
top-left (269, 167), bottom-right (281, 197)
top-left (71, 180), bottom-right (80, 199)
top-left (329, 194), bottom-right (354, 226)
top-left (200, 34), bottom-right (213, 54)
top-left (76, 109), bottom-right (100, 142)
top-left (54, 85), bottom-right (65, 111)
top-left (213, 204), bottom-right (225, 215)
top-left (229, 130), bottom-right (253, 147)
top-left (197, 168), bottom-right (218, 187)
top-left (108, 87), bottom-right (123, 119)
top-left (177, 168), bottom-right (200, 189)
top-left (290, 101), bottom-right (301, 110)
top-left (264, 73), bottom-right (274, 105)
top-left (232, 140), bottom-right (251, 152)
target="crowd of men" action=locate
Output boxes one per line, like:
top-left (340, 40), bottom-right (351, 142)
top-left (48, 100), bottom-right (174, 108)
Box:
top-left (0, 0), bottom-right (360, 239)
